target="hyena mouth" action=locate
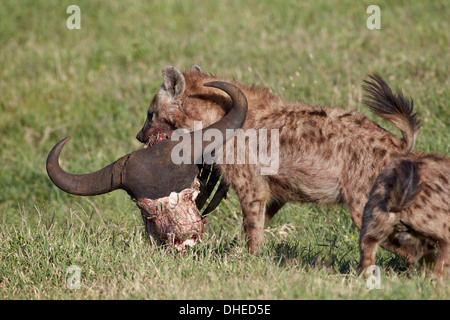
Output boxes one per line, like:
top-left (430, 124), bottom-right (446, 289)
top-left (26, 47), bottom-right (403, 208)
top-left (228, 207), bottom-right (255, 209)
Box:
top-left (144, 124), bottom-right (173, 148)
top-left (145, 131), bottom-right (170, 148)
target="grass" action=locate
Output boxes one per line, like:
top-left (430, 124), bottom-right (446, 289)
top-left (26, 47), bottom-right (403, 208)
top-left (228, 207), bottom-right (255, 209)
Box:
top-left (0, 0), bottom-right (449, 299)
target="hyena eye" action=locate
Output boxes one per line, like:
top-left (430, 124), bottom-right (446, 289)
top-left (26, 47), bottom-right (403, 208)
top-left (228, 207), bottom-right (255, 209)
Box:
top-left (147, 112), bottom-right (154, 121)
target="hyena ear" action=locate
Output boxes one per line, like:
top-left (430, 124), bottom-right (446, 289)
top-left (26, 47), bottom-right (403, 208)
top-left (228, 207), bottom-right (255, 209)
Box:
top-left (162, 66), bottom-right (185, 99)
top-left (191, 65), bottom-right (202, 72)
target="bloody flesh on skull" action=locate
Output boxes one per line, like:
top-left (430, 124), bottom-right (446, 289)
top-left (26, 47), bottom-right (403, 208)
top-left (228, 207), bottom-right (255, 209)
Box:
top-left (135, 179), bottom-right (204, 253)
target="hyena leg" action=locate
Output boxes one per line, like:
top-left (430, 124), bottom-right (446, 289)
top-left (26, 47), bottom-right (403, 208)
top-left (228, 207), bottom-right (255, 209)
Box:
top-left (347, 198), bottom-right (367, 230)
top-left (241, 199), bottom-right (266, 254)
top-left (352, 201), bottom-right (400, 263)
top-left (233, 178), bottom-right (270, 254)
top-left (359, 233), bottom-right (381, 275)
top-left (433, 241), bottom-right (450, 278)
top-left (358, 204), bottom-right (393, 274)
top-left (352, 193), bottom-right (415, 261)
top-left (264, 200), bottom-right (285, 225)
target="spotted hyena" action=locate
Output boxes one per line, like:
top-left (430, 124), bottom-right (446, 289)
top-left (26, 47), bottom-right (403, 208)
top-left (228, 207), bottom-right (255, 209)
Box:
top-left (136, 66), bottom-right (422, 254)
top-left (359, 152), bottom-right (450, 277)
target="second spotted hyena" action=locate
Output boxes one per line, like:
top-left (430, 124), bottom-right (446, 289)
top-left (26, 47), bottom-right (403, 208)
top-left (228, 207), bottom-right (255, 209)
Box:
top-left (359, 153), bottom-right (450, 277)
top-left (137, 66), bottom-right (421, 254)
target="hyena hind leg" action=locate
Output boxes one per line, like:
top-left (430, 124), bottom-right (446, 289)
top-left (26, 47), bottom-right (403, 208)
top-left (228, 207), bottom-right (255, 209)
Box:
top-left (359, 232), bottom-right (383, 275)
top-left (358, 204), bottom-right (393, 274)
top-left (433, 241), bottom-right (450, 278)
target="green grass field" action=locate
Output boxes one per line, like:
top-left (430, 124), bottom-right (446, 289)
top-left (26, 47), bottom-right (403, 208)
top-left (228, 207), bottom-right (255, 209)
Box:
top-left (1, 0), bottom-right (449, 300)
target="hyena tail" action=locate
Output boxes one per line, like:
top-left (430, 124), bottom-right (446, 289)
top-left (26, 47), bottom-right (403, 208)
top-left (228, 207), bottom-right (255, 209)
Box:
top-left (363, 74), bottom-right (421, 154)
top-left (385, 160), bottom-right (422, 212)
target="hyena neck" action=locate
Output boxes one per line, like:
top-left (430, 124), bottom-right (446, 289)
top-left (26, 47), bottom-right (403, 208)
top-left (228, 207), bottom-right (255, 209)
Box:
top-left (183, 70), bottom-right (288, 123)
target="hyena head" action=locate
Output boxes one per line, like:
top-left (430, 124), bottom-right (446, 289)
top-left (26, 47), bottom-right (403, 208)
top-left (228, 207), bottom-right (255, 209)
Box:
top-left (136, 65), bottom-right (232, 147)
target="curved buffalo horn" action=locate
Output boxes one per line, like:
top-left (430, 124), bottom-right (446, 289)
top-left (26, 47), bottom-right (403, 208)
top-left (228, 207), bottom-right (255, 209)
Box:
top-left (201, 81), bottom-right (247, 142)
top-left (46, 81), bottom-right (247, 199)
top-left (187, 81), bottom-right (248, 163)
top-left (46, 136), bottom-right (128, 196)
